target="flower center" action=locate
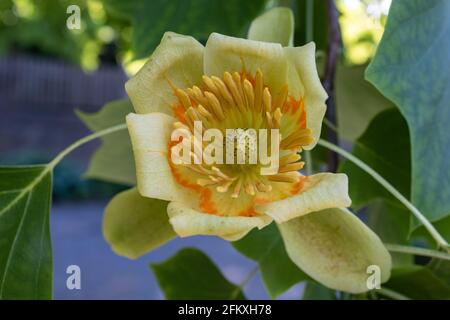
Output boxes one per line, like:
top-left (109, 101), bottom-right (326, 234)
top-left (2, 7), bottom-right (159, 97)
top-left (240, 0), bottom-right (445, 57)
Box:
top-left (168, 70), bottom-right (313, 216)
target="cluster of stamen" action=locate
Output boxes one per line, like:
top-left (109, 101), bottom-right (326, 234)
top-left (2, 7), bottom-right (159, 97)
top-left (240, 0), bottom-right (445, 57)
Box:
top-left (169, 70), bottom-right (313, 200)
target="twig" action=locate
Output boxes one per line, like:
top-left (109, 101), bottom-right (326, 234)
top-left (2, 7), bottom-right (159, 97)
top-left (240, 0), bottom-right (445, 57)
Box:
top-left (376, 287), bottom-right (410, 300)
top-left (322, 0), bottom-right (341, 172)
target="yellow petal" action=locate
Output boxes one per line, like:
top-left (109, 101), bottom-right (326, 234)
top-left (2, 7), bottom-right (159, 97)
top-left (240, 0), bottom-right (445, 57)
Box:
top-left (257, 173), bottom-right (351, 223)
top-left (284, 43), bottom-right (328, 149)
top-left (204, 33), bottom-right (288, 93)
top-left (103, 188), bottom-right (175, 259)
top-left (126, 112), bottom-right (198, 205)
top-left (168, 201), bottom-right (272, 241)
top-left (248, 7), bottom-right (295, 47)
top-left (279, 208), bottom-right (392, 293)
top-left (125, 32), bottom-right (204, 114)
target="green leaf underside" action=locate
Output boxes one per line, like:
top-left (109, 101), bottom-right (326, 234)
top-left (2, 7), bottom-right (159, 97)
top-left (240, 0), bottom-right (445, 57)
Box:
top-left (76, 99), bottom-right (136, 186)
top-left (104, 0), bottom-right (268, 59)
top-left (0, 166), bottom-right (52, 299)
top-left (366, 0), bottom-right (450, 229)
top-left (233, 223), bottom-right (309, 298)
top-left (339, 108), bottom-right (411, 208)
top-left (384, 266), bottom-right (450, 299)
top-left (151, 248), bottom-right (245, 300)
top-left (336, 64), bottom-right (394, 141)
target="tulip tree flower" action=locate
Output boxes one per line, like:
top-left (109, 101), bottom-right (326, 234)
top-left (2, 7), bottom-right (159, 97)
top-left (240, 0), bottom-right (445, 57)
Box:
top-left (105, 9), bottom-right (391, 294)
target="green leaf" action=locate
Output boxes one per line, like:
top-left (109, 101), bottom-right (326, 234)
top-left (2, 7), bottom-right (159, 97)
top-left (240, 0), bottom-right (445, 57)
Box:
top-left (233, 223), bottom-right (309, 298)
top-left (384, 266), bottom-right (450, 300)
top-left (151, 248), bottom-right (245, 299)
top-left (336, 64), bottom-right (394, 141)
top-left (104, 0), bottom-right (268, 59)
top-left (366, 200), bottom-right (413, 266)
top-left (248, 7), bottom-right (294, 46)
top-left (103, 188), bottom-right (176, 259)
top-left (76, 99), bottom-right (135, 186)
top-left (302, 281), bottom-right (336, 300)
top-left (0, 166), bottom-right (53, 299)
top-left (102, 0), bottom-right (139, 20)
top-left (366, 0), bottom-right (450, 227)
top-left (339, 108), bottom-right (410, 208)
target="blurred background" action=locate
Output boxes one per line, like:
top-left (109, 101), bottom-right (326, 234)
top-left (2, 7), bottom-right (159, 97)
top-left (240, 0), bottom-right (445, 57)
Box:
top-left (0, 0), bottom-right (391, 299)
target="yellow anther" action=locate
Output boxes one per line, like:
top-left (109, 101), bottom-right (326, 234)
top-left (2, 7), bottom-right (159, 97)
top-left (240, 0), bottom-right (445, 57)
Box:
top-left (254, 69), bottom-right (263, 112)
top-left (263, 87), bottom-right (272, 113)
top-left (204, 91), bottom-right (225, 120)
top-left (243, 79), bottom-right (254, 109)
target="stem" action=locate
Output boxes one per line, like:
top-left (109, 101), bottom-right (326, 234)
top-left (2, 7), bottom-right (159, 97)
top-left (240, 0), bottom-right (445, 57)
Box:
top-left (317, 139), bottom-right (449, 250)
top-left (376, 288), bottom-right (410, 300)
top-left (47, 124), bottom-right (127, 171)
top-left (385, 244), bottom-right (450, 261)
top-left (322, 0), bottom-right (341, 172)
top-left (322, 117), bottom-right (339, 134)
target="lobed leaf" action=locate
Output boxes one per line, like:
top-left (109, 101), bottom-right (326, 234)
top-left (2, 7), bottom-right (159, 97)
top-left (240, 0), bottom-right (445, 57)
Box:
top-left (0, 166), bottom-right (52, 299)
top-left (76, 99), bottom-right (135, 186)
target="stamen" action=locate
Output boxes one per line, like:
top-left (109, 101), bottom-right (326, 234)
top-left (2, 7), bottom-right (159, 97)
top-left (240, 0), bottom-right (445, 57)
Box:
top-left (175, 89), bottom-right (192, 110)
top-left (208, 175), bottom-right (222, 183)
top-left (265, 111), bottom-right (274, 128)
top-left (204, 91), bottom-right (225, 120)
top-left (202, 76), bottom-right (221, 98)
top-left (273, 108), bottom-right (282, 128)
top-left (256, 181), bottom-right (272, 192)
top-left (281, 136), bottom-right (314, 150)
top-left (279, 162), bottom-right (305, 173)
top-left (231, 179), bottom-right (242, 198)
top-left (263, 87), bottom-right (272, 113)
top-left (197, 104), bottom-right (213, 120)
top-left (243, 79), bottom-right (254, 109)
top-left (197, 178), bottom-right (218, 187)
top-left (233, 72), bottom-right (246, 108)
top-left (244, 181), bottom-right (256, 196)
top-left (268, 172), bottom-right (300, 183)
top-left (280, 128), bottom-right (313, 149)
top-left (211, 76), bottom-right (234, 106)
top-left (224, 72), bottom-right (245, 112)
top-left (217, 179), bottom-right (234, 193)
top-left (254, 69), bottom-right (263, 111)
top-left (211, 166), bottom-right (231, 180)
top-left (279, 153), bottom-right (301, 166)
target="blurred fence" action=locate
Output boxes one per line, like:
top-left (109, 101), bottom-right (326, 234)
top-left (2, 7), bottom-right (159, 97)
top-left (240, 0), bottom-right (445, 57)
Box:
top-left (0, 54), bottom-right (127, 162)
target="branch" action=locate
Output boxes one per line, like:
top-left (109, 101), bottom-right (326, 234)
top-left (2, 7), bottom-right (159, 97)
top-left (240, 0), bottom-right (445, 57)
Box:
top-left (322, 0), bottom-right (341, 172)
